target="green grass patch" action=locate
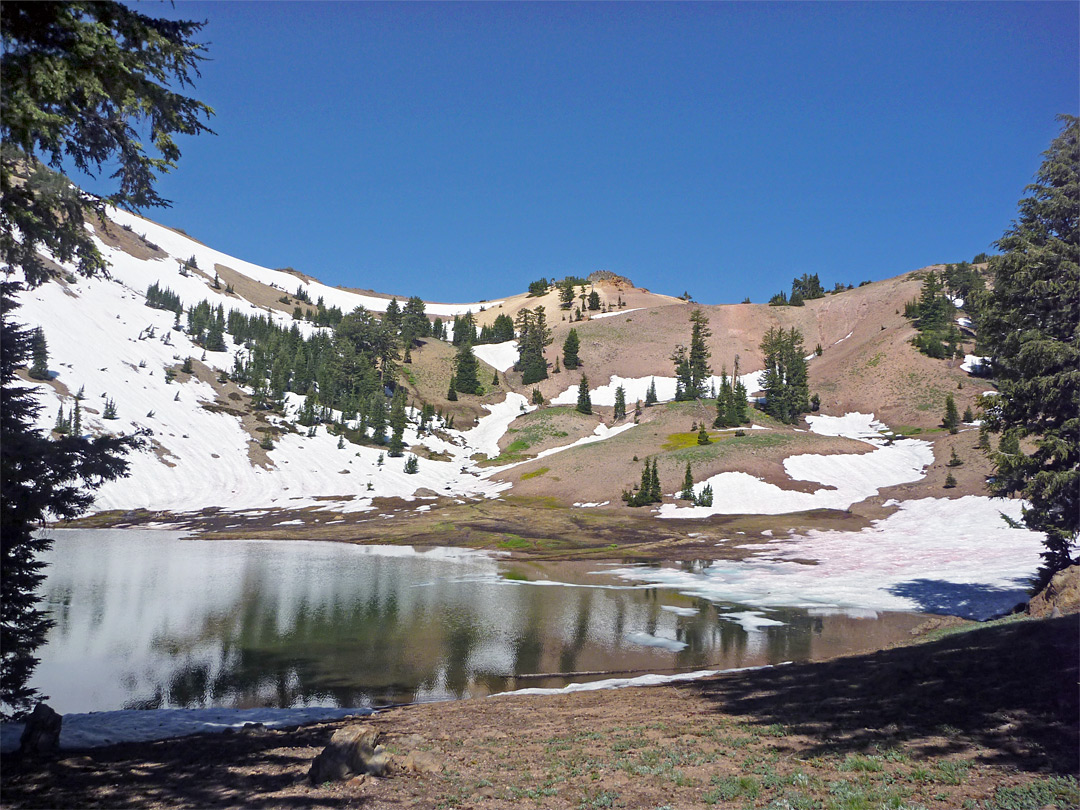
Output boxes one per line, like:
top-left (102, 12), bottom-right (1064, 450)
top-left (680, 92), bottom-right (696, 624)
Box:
top-left (704, 775), bottom-right (761, 803)
top-left (496, 534), bottom-right (532, 550)
top-left (520, 466), bottom-right (549, 480)
top-left (982, 776), bottom-right (1080, 810)
top-left (865, 351), bottom-right (886, 368)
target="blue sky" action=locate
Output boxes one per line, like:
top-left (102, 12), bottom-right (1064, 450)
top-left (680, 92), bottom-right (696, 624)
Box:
top-left (104, 2), bottom-right (1077, 305)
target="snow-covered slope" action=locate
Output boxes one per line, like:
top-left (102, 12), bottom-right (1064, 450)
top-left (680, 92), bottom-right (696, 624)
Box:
top-left (11, 210), bottom-right (530, 514)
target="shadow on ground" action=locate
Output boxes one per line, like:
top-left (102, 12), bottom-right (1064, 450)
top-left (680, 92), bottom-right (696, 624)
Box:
top-left (691, 615), bottom-right (1078, 772)
top-left (0, 722), bottom-right (372, 809)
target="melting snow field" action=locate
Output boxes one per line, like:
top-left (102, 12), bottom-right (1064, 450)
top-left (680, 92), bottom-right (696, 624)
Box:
top-left (551, 370), bottom-right (765, 408)
top-left (612, 496), bottom-right (1042, 621)
top-left (660, 413), bottom-right (933, 517)
top-left (0, 706), bottom-right (369, 754)
top-left (472, 340), bottom-right (519, 372)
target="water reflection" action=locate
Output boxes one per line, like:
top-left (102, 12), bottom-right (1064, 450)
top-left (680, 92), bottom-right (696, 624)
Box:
top-left (34, 530), bottom-right (924, 714)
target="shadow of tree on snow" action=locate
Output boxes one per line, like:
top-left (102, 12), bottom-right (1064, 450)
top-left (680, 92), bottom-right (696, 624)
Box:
top-left (886, 577), bottom-right (1033, 620)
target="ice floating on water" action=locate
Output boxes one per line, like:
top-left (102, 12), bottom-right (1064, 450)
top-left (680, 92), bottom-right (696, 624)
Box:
top-left (625, 631), bottom-right (688, 651)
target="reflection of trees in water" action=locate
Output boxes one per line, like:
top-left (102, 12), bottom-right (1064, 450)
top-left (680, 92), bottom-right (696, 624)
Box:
top-left (558, 590), bottom-right (594, 673)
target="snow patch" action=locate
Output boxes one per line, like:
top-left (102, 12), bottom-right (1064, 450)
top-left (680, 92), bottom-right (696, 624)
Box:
top-left (472, 340), bottom-right (518, 372)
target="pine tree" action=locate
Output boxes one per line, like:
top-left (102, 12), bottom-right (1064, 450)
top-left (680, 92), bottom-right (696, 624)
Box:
top-left (72, 399), bottom-right (81, 437)
top-left (714, 369), bottom-right (734, 427)
top-left (403, 454), bottom-right (419, 474)
top-left (454, 340), bottom-right (482, 395)
top-left (944, 472), bottom-right (958, 489)
top-left (947, 447), bottom-right (964, 467)
top-left (648, 458), bottom-right (662, 502)
top-left (688, 310), bottom-right (712, 397)
top-left (102, 397), bottom-right (117, 419)
top-left (387, 385), bottom-right (407, 457)
top-left (576, 375), bottom-right (592, 415)
top-left (697, 424), bottom-right (711, 445)
top-left (671, 345), bottom-right (691, 400)
top-left (760, 327), bottom-right (810, 424)
top-left (613, 385), bottom-right (626, 421)
top-left (27, 328), bottom-right (48, 380)
top-left (978, 115), bottom-right (1079, 584)
top-left (447, 375), bottom-right (458, 401)
top-left (645, 378), bottom-right (658, 406)
top-left (562, 328), bottom-right (581, 370)
top-left (943, 393), bottom-right (960, 434)
top-left (695, 483), bottom-right (713, 507)
top-left (383, 298), bottom-right (401, 331)
top-left (588, 290), bottom-right (600, 311)
top-left (681, 462), bottom-right (695, 500)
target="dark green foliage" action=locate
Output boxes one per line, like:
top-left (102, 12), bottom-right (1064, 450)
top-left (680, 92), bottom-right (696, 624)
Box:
top-left (713, 369), bottom-right (748, 427)
top-left (979, 115), bottom-right (1079, 584)
top-left (613, 385), bottom-right (626, 421)
top-left (403, 455), bottom-right (419, 474)
top-left (447, 377), bottom-right (458, 401)
top-left (944, 472), bottom-right (957, 489)
top-left (453, 340), bottom-right (482, 395)
top-left (476, 313), bottom-right (514, 345)
top-left (383, 298), bottom-right (401, 330)
top-left (2, 285), bottom-right (141, 717)
top-left (671, 345), bottom-right (691, 400)
top-left (527, 278), bottom-right (550, 297)
top-left (688, 309), bottom-right (712, 398)
top-left (562, 328), bottom-right (581, 370)
top-left (491, 370), bottom-right (499, 386)
top-left (451, 311), bottom-right (476, 346)
top-left (181, 356), bottom-right (193, 374)
top-left (575, 375), bottom-right (592, 415)
top-left (791, 273), bottom-right (824, 301)
top-left (944, 261), bottom-right (986, 302)
top-left (768, 291), bottom-right (788, 306)
top-left (694, 483), bottom-right (713, 507)
top-left (624, 457), bottom-right (663, 507)
top-left (645, 378), bottom-right (658, 406)
top-left (681, 462), bottom-right (694, 500)
top-left (531, 387), bottom-right (544, 405)
top-left (760, 327), bottom-right (810, 424)
top-left (963, 405), bottom-right (974, 423)
top-left (947, 447), bottom-right (964, 467)
top-left (515, 306), bottom-right (550, 385)
top-left (145, 282), bottom-right (182, 313)
top-left (908, 270), bottom-right (963, 358)
top-left (27, 327), bottom-right (48, 380)
top-left (943, 393), bottom-right (960, 433)
top-left (387, 385), bottom-right (407, 457)
top-left (558, 278), bottom-right (576, 309)
top-left (697, 424), bottom-right (711, 445)
top-left (587, 290), bottom-right (600, 311)
top-left (1, 2), bottom-right (213, 288)
top-left (102, 396), bottom-right (117, 419)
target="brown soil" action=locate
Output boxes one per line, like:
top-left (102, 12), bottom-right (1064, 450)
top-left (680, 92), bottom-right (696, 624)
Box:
top-left (2, 616), bottom-right (1075, 809)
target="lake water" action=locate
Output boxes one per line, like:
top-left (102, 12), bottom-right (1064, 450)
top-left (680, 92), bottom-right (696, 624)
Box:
top-left (33, 530), bottom-right (924, 714)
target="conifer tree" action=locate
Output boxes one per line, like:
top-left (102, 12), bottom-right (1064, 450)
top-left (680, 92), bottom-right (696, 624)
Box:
top-left (588, 290), bottom-right (600, 311)
top-left (576, 375), bottom-right (592, 415)
top-left (697, 424), bottom-right (711, 445)
top-left (387, 385), bottom-right (407, 456)
top-left (760, 327), bottom-right (810, 424)
top-left (383, 298), bottom-right (401, 330)
top-left (648, 458), bottom-right (662, 502)
top-left (943, 393), bottom-right (960, 434)
top-left (688, 309), bottom-right (712, 397)
top-left (403, 455), bottom-right (419, 474)
top-left (978, 115), bottom-right (1079, 584)
top-left (671, 345), bottom-right (691, 400)
top-left (681, 462), bottom-right (694, 500)
top-left (562, 328), bottom-right (581, 370)
top-left (613, 385), bottom-right (626, 421)
top-left (453, 340), bottom-right (482, 395)
top-left (645, 378), bottom-right (658, 406)
top-left (447, 377), bottom-right (458, 401)
top-left (27, 328), bottom-right (48, 380)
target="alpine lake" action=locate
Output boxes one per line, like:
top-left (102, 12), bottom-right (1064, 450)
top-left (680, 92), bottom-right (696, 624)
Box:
top-left (32, 529), bottom-right (925, 714)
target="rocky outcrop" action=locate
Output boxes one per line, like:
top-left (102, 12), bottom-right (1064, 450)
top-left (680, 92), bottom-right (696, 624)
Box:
top-left (19, 703), bottom-right (62, 757)
top-left (308, 724), bottom-right (389, 784)
top-left (1027, 565), bottom-right (1080, 617)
